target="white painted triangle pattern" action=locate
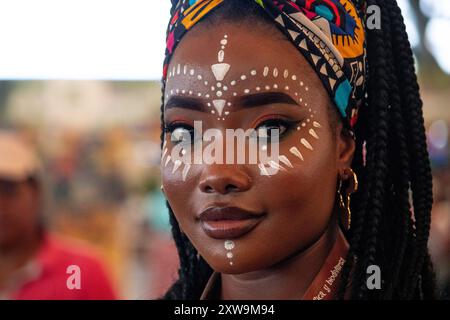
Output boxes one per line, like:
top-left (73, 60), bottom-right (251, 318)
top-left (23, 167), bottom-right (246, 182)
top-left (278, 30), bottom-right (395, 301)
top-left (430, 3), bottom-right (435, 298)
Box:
top-left (211, 63), bottom-right (230, 81)
top-left (212, 99), bottom-right (226, 116)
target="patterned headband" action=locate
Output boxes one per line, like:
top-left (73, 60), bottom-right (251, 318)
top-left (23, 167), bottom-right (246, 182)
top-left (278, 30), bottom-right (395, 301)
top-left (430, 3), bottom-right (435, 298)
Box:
top-left (163, 0), bottom-right (366, 130)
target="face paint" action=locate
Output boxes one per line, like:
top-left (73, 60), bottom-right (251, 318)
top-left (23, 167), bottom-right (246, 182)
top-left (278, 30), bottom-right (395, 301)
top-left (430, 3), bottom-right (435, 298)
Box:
top-left (246, 73), bottom-right (323, 177)
top-left (165, 32), bottom-right (327, 181)
top-left (161, 135), bottom-right (193, 182)
top-left (224, 240), bottom-right (235, 266)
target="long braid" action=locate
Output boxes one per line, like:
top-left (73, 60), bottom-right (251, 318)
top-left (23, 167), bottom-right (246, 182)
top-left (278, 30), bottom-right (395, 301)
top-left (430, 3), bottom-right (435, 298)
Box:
top-left (382, 8), bottom-right (412, 298)
top-left (348, 0), bottom-right (389, 299)
top-left (338, 0), bottom-right (435, 299)
top-left (372, 0), bottom-right (415, 299)
top-left (386, 0), bottom-right (434, 299)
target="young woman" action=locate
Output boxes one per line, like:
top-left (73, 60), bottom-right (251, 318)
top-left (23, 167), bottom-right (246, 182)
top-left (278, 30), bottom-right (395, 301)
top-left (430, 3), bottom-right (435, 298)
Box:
top-left (159, 0), bottom-right (436, 299)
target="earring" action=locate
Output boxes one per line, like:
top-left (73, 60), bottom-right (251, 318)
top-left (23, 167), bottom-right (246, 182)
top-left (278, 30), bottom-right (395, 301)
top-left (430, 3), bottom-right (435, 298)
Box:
top-left (337, 168), bottom-right (358, 230)
top-left (160, 185), bottom-right (165, 194)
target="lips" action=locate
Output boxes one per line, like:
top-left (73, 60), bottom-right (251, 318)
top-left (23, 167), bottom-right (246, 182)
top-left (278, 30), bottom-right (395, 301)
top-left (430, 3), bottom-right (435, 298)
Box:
top-left (198, 206), bottom-right (265, 239)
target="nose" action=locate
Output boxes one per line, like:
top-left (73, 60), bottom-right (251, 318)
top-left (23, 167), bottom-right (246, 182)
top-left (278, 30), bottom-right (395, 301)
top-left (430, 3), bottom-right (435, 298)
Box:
top-left (198, 164), bottom-right (252, 194)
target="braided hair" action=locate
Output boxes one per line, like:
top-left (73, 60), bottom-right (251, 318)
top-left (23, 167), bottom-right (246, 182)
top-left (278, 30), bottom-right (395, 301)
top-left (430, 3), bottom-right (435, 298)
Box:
top-left (160, 0), bottom-right (436, 299)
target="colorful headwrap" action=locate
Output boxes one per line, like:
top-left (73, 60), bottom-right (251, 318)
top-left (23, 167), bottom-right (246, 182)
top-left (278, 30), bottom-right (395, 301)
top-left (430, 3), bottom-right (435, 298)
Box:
top-left (163, 0), bottom-right (367, 130)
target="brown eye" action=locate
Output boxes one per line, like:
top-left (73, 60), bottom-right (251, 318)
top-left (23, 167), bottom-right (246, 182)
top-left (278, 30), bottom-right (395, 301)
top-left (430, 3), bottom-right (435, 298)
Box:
top-left (254, 119), bottom-right (296, 141)
top-left (171, 127), bottom-right (191, 144)
top-left (164, 123), bottom-right (199, 145)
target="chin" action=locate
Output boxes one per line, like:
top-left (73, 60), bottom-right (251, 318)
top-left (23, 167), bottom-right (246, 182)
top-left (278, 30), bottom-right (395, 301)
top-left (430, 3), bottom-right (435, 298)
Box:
top-left (205, 254), bottom-right (270, 275)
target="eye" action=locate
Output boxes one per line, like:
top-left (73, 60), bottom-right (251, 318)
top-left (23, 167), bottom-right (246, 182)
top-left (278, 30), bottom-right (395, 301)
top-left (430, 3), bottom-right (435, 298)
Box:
top-left (164, 122), bottom-right (196, 145)
top-left (254, 118), bottom-right (298, 141)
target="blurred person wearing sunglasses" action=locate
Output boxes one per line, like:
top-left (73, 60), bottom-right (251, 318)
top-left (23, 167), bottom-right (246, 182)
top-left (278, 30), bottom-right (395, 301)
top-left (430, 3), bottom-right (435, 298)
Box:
top-left (0, 132), bottom-right (117, 300)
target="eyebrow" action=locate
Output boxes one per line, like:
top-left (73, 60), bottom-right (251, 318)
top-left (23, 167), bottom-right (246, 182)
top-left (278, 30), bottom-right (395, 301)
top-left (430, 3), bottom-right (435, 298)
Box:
top-left (165, 92), bottom-right (300, 113)
top-left (165, 96), bottom-right (205, 112)
top-left (239, 92), bottom-right (299, 108)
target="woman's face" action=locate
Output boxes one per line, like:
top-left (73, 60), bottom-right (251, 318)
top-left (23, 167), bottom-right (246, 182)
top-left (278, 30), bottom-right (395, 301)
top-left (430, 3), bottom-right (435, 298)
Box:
top-left (162, 22), bottom-right (354, 274)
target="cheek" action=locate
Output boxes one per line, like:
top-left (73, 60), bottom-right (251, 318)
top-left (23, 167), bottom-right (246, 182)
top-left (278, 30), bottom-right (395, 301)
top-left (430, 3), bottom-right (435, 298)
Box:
top-left (238, 126), bottom-right (338, 267)
top-left (259, 146), bottom-right (336, 227)
top-left (161, 158), bottom-right (199, 230)
top-left (258, 160), bottom-right (337, 239)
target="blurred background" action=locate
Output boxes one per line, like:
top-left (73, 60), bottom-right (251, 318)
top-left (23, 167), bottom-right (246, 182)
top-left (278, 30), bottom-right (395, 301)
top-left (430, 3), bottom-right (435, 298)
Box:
top-left (0, 0), bottom-right (448, 299)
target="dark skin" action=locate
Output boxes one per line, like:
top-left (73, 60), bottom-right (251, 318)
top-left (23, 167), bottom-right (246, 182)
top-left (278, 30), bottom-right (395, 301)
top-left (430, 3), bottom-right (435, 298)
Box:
top-left (0, 178), bottom-right (42, 288)
top-left (162, 22), bottom-right (355, 299)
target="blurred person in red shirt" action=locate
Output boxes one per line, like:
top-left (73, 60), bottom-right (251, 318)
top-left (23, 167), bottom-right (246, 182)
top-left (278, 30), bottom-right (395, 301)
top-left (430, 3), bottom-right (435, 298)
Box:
top-left (0, 131), bottom-right (117, 300)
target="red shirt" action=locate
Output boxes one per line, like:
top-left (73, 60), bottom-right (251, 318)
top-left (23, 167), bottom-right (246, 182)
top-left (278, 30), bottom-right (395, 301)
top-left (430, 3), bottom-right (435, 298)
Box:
top-left (2, 233), bottom-right (117, 300)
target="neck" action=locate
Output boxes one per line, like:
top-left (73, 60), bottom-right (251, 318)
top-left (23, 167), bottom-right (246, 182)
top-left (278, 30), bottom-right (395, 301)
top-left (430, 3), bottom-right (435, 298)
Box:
top-left (0, 231), bottom-right (43, 285)
top-left (220, 219), bottom-right (340, 300)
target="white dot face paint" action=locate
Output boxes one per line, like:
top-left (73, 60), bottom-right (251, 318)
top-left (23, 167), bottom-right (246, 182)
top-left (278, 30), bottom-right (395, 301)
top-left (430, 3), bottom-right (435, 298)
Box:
top-left (224, 240), bottom-right (235, 266)
top-left (224, 240), bottom-right (235, 250)
top-left (253, 95), bottom-right (323, 177)
top-left (166, 34), bottom-right (235, 121)
top-left (165, 33), bottom-right (325, 182)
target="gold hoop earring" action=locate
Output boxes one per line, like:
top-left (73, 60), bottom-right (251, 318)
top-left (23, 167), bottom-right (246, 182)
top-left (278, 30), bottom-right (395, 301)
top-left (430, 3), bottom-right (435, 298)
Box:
top-left (337, 168), bottom-right (358, 230)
